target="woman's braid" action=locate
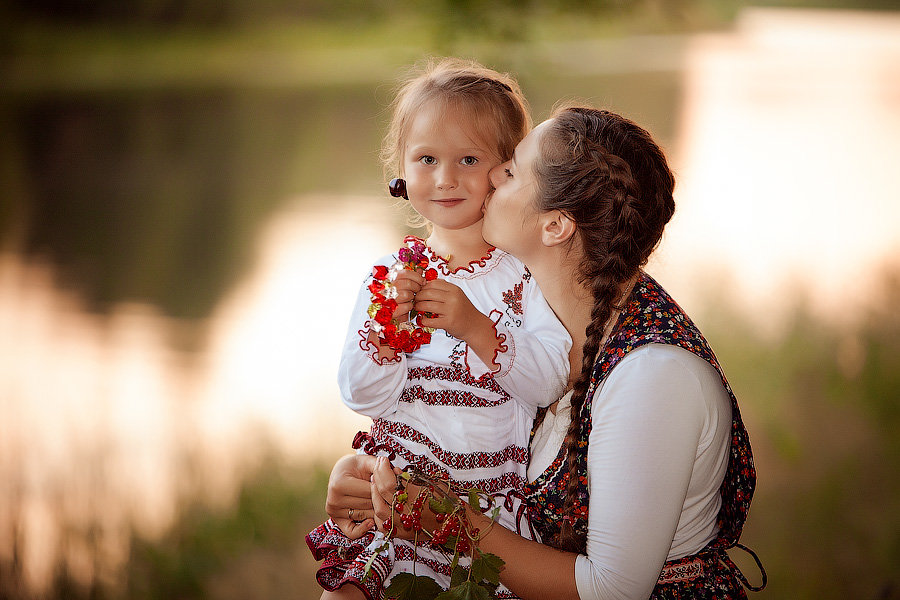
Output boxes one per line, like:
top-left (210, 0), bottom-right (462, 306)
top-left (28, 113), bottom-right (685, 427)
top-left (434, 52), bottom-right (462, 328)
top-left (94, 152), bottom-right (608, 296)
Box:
top-left (533, 106), bottom-right (675, 552)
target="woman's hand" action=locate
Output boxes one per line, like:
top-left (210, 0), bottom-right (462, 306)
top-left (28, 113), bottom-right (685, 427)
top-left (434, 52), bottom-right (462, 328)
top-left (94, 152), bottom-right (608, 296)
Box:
top-left (325, 454), bottom-right (378, 539)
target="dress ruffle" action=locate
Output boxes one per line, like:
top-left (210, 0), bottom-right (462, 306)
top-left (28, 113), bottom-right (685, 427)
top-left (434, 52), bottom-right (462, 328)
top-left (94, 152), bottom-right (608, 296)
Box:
top-left (305, 519), bottom-right (392, 600)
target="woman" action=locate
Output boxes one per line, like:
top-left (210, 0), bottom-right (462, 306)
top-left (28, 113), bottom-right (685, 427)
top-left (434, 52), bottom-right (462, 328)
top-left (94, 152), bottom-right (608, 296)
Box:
top-left (326, 106), bottom-right (764, 599)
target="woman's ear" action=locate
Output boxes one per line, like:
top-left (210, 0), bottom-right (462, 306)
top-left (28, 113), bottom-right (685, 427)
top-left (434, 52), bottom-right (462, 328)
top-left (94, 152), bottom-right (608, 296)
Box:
top-left (540, 211), bottom-right (577, 247)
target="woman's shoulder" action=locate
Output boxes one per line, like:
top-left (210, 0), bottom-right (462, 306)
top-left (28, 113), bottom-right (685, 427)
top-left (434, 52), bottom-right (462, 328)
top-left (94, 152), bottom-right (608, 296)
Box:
top-left (598, 344), bottom-right (729, 417)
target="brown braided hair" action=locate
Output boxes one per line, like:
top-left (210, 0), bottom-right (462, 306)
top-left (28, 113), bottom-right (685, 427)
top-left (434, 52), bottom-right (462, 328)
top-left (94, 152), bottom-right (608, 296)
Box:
top-left (533, 106), bottom-right (676, 552)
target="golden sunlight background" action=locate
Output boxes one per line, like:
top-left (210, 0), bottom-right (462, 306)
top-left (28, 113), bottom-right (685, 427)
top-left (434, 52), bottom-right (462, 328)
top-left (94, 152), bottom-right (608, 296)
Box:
top-left (1, 4), bottom-right (899, 599)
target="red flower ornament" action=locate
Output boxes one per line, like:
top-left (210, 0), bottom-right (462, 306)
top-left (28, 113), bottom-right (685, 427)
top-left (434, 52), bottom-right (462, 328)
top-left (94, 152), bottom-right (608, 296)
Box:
top-left (367, 239), bottom-right (436, 353)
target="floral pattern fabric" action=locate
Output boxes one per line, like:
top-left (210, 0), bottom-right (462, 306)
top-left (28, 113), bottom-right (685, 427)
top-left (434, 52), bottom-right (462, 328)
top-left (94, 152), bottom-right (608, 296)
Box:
top-left (523, 273), bottom-right (762, 597)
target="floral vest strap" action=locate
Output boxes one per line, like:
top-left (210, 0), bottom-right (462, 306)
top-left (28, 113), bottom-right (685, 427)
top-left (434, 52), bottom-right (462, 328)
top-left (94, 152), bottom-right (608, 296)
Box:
top-left (523, 273), bottom-right (757, 553)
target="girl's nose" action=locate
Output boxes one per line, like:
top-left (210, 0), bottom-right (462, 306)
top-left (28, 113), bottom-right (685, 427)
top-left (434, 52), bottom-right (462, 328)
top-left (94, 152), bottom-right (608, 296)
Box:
top-left (436, 164), bottom-right (457, 190)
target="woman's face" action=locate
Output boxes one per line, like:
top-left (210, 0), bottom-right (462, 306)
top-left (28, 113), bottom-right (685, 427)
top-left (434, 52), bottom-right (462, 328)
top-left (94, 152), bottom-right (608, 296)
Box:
top-left (483, 120), bottom-right (550, 260)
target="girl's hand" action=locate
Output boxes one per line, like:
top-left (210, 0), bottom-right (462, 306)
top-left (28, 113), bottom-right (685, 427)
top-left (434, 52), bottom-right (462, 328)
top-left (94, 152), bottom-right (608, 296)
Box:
top-left (390, 269), bottom-right (425, 320)
top-left (412, 279), bottom-right (492, 341)
top-left (325, 454), bottom-right (378, 539)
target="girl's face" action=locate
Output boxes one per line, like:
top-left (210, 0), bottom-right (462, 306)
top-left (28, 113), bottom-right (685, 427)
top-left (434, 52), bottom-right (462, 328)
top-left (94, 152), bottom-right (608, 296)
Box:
top-left (402, 101), bottom-right (501, 234)
top-left (483, 120), bottom-right (549, 260)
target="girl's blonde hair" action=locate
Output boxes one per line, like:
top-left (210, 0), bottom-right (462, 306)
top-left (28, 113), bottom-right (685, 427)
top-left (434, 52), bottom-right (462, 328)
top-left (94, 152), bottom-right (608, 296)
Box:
top-left (381, 57), bottom-right (531, 179)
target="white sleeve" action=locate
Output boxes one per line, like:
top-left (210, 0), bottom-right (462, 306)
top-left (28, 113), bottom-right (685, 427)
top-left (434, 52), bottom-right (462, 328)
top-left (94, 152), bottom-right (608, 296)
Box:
top-left (465, 275), bottom-right (571, 410)
top-left (337, 266), bottom-right (407, 420)
top-left (572, 346), bottom-right (710, 600)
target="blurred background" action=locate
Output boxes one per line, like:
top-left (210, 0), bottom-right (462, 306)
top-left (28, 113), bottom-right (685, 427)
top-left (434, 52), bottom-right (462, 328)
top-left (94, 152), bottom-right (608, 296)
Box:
top-left (1, 0), bottom-right (899, 598)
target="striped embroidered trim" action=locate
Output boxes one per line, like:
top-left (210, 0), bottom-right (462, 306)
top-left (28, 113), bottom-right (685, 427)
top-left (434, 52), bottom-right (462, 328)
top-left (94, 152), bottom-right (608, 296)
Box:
top-left (369, 428), bottom-right (527, 494)
top-left (371, 420), bottom-right (528, 469)
top-left (394, 543), bottom-right (452, 576)
top-left (407, 365), bottom-right (508, 396)
top-left (657, 557), bottom-right (705, 584)
top-left (400, 386), bottom-right (508, 408)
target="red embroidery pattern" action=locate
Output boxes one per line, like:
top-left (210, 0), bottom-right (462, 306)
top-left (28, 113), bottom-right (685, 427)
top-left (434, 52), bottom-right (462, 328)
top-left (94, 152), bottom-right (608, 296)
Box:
top-left (407, 365), bottom-right (509, 396)
top-left (502, 282), bottom-right (524, 315)
top-left (394, 543), bottom-right (451, 576)
top-left (371, 419), bottom-right (528, 471)
top-left (400, 386), bottom-right (509, 408)
top-left (658, 558), bottom-right (705, 584)
top-left (306, 521), bottom-right (387, 600)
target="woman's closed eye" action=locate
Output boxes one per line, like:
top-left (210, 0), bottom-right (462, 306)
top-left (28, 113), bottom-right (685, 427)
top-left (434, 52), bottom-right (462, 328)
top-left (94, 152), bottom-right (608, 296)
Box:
top-left (504, 168), bottom-right (512, 177)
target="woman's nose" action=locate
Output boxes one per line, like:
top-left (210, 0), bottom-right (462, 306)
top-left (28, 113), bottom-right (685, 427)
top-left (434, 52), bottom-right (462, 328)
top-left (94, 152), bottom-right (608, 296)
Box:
top-left (489, 162), bottom-right (508, 187)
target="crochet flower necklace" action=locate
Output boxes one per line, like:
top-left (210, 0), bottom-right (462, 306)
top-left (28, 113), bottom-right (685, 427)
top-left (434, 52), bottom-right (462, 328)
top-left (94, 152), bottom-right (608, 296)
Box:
top-left (367, 238), bottom-right (439, 353)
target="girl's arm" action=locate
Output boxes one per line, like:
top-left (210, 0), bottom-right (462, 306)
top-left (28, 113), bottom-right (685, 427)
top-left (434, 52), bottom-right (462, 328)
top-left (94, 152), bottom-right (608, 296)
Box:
top-left (414, 268), bottom-right (572, 409)
top-left (338, 264), bottom-right (410, 418)
top-left (468, 273), bottom-right (572, 409)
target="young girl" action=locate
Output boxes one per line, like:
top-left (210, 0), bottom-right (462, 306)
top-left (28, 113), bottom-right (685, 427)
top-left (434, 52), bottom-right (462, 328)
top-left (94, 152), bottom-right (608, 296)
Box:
top-left (306, 58), bottom-right (571, 599)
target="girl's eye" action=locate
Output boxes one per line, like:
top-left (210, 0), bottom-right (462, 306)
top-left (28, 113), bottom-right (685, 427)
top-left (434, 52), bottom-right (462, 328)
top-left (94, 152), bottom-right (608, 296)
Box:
top-left (419, 156), bottom-right (436, 165)
top-left (461, 156), bottom-right (478, 166)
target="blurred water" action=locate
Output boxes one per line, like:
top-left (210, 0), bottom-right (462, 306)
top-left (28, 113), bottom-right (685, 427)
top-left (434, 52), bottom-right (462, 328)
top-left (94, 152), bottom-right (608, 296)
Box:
top-left (0, 198), bottom-right (399, 591)
top-left (1, 7), bottom-right (900, 597)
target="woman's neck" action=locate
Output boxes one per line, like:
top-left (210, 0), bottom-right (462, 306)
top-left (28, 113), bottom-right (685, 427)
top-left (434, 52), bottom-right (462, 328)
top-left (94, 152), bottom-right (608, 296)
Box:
top-left (525, 253), bottom-right (594, 379)
top-left (527, 251), bottom-right (639, 386)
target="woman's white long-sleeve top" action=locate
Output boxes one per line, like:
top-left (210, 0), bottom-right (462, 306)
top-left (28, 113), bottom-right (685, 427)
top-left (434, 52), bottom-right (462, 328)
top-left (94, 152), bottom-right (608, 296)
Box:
top-left (528, 344), bottom-right (733, 600)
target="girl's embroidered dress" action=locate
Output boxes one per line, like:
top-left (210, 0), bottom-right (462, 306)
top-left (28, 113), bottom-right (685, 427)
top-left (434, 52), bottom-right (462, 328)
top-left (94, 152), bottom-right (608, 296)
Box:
top-left (307, 236), bottom-right (571, 599)
top-left (523, 273), bottom-right (764, 599)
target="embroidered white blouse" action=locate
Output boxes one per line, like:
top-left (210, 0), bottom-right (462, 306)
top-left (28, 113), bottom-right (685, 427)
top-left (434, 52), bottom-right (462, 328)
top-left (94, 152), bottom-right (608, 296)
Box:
top-left (338, 240), bottom-right (571, 590)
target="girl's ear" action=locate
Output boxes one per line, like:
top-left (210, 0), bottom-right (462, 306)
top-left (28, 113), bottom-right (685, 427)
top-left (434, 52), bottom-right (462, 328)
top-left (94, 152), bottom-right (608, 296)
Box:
top-left (540, 211), bottom-right (577, 247)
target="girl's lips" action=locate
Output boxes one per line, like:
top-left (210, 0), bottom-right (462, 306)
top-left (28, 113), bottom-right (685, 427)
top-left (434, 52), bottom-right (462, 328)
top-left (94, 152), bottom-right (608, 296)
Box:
top-left (431, 198), bottom-right (465, 207)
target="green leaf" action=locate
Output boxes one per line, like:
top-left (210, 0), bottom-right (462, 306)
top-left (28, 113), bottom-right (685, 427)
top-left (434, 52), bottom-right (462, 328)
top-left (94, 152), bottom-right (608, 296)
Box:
top-left (468, 489), bottom-right (481, 511)
top-left (362, 541), bottom-right (391, 581)
top-left (429, 496), bottom-right (455, 514)
top-left (435, 581), bottom-right (491, 600)
top-left (450, 564), bottom-right (468, 588)
top-left (469, 552), bottom-right (504, 586)
top-left (385, 572), bottom-right (442, 600)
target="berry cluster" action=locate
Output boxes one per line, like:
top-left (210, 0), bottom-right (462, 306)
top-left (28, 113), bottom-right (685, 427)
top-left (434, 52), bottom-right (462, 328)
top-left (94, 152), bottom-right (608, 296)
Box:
top-left (374, 468), bottom-right (506, 600)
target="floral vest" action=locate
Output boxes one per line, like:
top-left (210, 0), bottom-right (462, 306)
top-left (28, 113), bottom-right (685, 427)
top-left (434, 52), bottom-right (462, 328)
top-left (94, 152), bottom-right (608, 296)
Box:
top-left (523, 273), bottom-right (757, 566)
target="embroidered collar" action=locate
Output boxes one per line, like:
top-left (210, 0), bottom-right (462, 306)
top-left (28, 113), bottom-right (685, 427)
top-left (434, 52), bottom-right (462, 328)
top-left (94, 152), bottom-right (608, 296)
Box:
top-left (403, 235), bottom-right (499, 276)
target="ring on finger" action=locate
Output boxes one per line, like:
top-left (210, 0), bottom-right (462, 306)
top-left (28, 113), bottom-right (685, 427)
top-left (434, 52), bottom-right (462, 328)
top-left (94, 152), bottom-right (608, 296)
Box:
top-left (348, 508), bottom-right (355, 521)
